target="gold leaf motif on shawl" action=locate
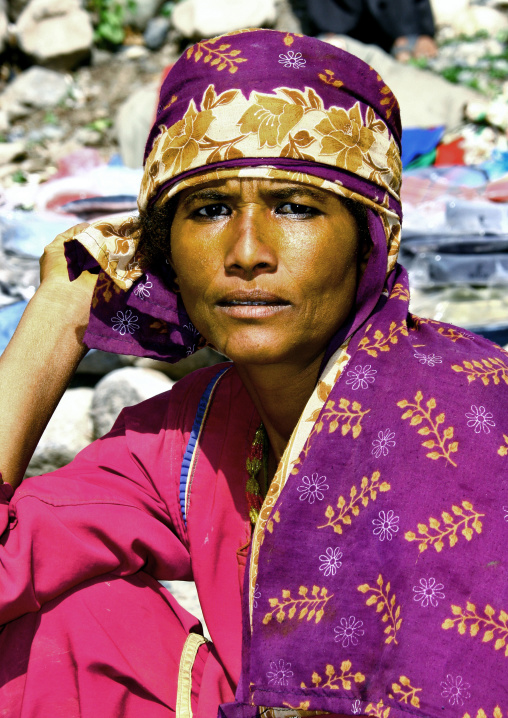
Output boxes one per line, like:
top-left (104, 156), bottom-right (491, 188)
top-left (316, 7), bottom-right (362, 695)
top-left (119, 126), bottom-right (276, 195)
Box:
top-left (185, 38), bottom-right (248, 74)
top-left (442, 601), bottom-right (508, 657)
top-left (452, 356), bottom-right (508, 386)
top-left (318, 69), bottom-right (344, 88)
top-left (319, 470), bottom-right (390, 535)
top-left (238, 94), bottom-right (305, 148)
top-left (201, 85), bottom-right (239, 110)
top-left (366, 700), bottom-right (391, 718)
top-left (280, 130), bottom-right (316, 162)
top-left (462, 708), bottom-right (505, 718)
top-left (358, 575), bottom-right (402, 645)
top-left (389, 676), bottom-right (422, 707)
top-left (405, 500), bottom-right (484, 553)
top-left (397, 392), bottom-right (458, 466)
top-left (263, 585), bottom-right (333, 625)
top-left (358, 320), bottom-right (408, 357)
top-left (300, 660), bottom-right (365, 690)
top-left (498, 434), bottom-right (508, 456)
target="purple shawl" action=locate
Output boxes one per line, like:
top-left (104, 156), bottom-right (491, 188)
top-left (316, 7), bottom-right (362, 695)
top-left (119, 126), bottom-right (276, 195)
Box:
top-left (64, 30), bottom-right (508, 717)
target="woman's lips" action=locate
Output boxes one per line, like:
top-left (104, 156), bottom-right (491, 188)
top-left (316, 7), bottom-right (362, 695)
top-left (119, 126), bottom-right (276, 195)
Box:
top-left (216, 290), bottom-right (290, 318)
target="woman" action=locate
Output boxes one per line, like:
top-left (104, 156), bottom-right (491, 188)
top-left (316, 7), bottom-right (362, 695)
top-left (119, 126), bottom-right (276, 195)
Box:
top-left (0, 29), bottom-right (506, 718)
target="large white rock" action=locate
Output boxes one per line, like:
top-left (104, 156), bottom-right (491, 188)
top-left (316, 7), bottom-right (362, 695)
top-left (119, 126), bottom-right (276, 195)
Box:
top-left (91, 366), bottom-right (174, 438)
top-left (16, 0), bottom-right (93, 70)
top-left (117, 0), bottom-right (163, 31)
top-left (0, 66), bottom-right (70, 121)
top-left (26, 388), bottom-right (94, 477)
top-left (115, 80), bottom-right (158, 167)
top-left (430, 0), bottom-right (508, 34)
top-left (324, 35), bottom-right (481, 130)
top-left (172, 0), bottom-right (277, 38)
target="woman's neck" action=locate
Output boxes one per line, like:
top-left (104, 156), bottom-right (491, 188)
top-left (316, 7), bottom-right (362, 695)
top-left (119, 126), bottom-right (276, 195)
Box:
top-left (236, 354), bottom-right (324, 464)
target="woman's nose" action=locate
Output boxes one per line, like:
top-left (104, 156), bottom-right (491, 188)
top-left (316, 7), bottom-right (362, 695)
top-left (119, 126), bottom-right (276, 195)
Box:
top-left (224, 211), bottom-right (277, 278)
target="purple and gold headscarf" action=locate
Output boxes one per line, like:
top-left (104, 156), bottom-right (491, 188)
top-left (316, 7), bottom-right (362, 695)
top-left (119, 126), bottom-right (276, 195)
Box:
top-left (65, 28), bottom-right (402, 362)
top-left (66, 29), bottom-right (508, 718)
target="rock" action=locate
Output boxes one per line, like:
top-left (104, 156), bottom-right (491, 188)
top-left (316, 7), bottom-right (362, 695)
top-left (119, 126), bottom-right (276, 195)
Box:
top-left (16, 0), bottom-right (93, 70)
top-left (0, 67), bottom-right (70, 121)
top-left (91, 366), bottom-right (174, 438)
top-left (117, 44), bottom-right (150, 61)
top-left (118, 0), bottom-right (163, 31)
top-left (172, 0), bottom-right (277, 38)
top-left (324, 35), bottom-right (481, 130)
top-left (77, 350), bottom-right (136, 375)
top-left (26, 387), bottom-right (94, 477)
top-left (273, 0), bottom-right (302, 33)
top-left (144, 15), bottom-right (170, 51)
top-left (0, 141), bottom-right (25, 166)
top-left (429, 0), bottom-right (469, 28)
top-left (430, 0), bottom-right (508, 35)
top-left (115, 81), bottom-right (158, 167)
top-left (134, 347), bottom-right (227, 381)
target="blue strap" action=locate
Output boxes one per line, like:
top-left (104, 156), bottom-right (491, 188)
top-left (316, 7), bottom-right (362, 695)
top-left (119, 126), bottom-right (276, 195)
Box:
top-left (179, 366), bottom-right (229, 525)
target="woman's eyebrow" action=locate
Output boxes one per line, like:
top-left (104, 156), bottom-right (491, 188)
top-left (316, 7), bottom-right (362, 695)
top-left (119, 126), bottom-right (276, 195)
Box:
top-left (268, 187), bottom-right (327, 202)
top-left (182, 189), bottom-right (229, 208)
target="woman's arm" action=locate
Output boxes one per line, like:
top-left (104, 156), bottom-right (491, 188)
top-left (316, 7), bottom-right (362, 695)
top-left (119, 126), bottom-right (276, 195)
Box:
top-left (0, 224), bottom-right (96, 489)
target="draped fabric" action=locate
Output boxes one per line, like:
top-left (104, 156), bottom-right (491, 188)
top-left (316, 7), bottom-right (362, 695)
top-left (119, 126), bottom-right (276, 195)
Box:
top-left (61, 29), bottom-right (508, 717)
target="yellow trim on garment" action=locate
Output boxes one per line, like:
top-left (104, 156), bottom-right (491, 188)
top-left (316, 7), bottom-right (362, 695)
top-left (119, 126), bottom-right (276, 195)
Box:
top-left (176, 633), bottom-right (209, 718)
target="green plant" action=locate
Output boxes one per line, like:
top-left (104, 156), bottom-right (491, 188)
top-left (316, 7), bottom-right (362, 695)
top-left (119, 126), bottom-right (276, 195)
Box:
top-left (43, 111), bottom-right (58, 125)
top-left (85, 118), bottom-right (113, 132)
top-left (440, 65), bottom-right (463, 84)
top-left (87, 0), bottom-right (137, 48)
top-left (11, 170), bottom-right (27, 184)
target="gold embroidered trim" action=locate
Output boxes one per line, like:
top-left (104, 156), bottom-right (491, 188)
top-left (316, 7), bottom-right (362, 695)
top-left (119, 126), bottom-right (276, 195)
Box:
top-left (175, 633), bottom-right (209, 718)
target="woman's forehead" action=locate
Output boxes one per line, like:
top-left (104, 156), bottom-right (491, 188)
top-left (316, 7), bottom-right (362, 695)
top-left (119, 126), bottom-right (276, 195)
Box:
top-left (175, 177), bottom-right (339, 205)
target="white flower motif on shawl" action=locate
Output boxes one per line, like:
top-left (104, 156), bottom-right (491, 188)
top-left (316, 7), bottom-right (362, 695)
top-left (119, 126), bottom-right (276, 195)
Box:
top-left (183, 321), bottom-right (199, 336)
top-left (351, 700), bottom-right (362, 715)
top-left (253, 584), bottom-right (261, 609)
top-left (319, 547), bottom-right (343, 577)
top-left (440, 675), bottom-right (471, 706)
top-left (266, 659), bottom-right (294, 686)
top-left (297, 472), bottom-right (329, 504)
top-left (278, 50), bottom-right (306, 68)
top-left (371, 429), bottom-right (396, 458)
top-left (334, 616), bottom-right (365, 647)
top-left (414, 351), bottom-right (442, 367)
top-left (133, 278), bottom-right (153, 299)
top-left (504, 506), bottom-right (508, 522)
top-left (412, 577), bottom-right (445, 607)
top-left (111, 309), bottom-right (139, 336)
top-left (465, 405), bottom-right (495, 434)
top-left (372, 509), bottom-right (399, 541)
top-left (186, 344), bottom-right (196, 356)
top-left (346, 364), bottom-right (377, 390)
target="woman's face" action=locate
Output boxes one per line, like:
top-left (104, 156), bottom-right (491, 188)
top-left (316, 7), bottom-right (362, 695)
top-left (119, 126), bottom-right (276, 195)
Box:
top-left (169, 177), bottom-right (360, 369)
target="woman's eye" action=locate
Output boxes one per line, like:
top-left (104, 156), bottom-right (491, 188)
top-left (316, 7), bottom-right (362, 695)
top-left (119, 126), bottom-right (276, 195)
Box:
top-left (195, 203), bottom-right (231, 218)
top-left (276, 203), bottom-right (318, 217)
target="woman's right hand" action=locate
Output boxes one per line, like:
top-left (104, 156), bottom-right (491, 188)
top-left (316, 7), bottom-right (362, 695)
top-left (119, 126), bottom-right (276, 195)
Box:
top-left (38, 222), bottom-right (97, 326)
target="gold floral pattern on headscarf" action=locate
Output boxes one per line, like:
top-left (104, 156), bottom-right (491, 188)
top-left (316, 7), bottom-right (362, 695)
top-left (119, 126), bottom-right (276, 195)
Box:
top-left (316, 104), bottom-right (376, 173)
top-left (139, 84), bottom-right (400, 213)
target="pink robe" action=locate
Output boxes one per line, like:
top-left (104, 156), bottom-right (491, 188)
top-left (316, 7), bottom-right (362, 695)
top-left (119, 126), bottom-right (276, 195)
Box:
top-left (0, 364), bottom-right (258, 717)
